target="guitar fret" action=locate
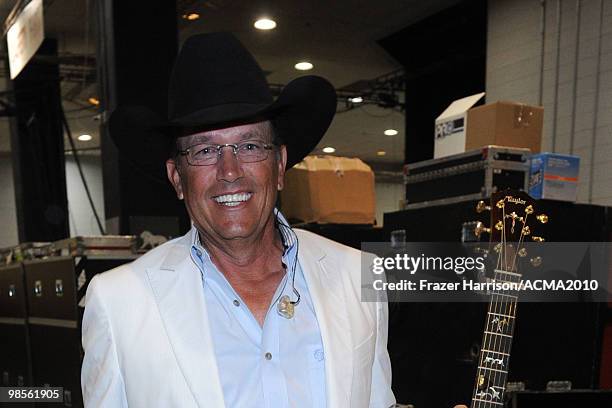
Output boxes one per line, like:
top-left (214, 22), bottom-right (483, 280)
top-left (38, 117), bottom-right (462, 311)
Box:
top-left (484, 331), bottom-right (512, 338)
top-left (477, 366), bottom-right (508, 374)
top-left (490, 293), bottom-right (517, 299)
top-left (472, 398), bottom-right (504, 406)
top-left (494, 269), bottom-right (521, 277)
top-left (487, 312), bottom-right (514, 319)
top-left (480, 349), bottom-right (510, 356)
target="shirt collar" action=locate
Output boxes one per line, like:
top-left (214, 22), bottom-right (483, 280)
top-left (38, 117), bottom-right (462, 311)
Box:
top-left (274, 208), bottom-right (297, 255)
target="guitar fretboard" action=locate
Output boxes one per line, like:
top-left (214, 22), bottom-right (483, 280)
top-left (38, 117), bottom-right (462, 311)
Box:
top-left (471, 269), bottom-right (521, 408)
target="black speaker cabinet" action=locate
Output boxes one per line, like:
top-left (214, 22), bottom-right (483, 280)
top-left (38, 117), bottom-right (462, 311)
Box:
top-left (0, 263), bottom-right (32, 388)
top-left (383, 200), bottom-right (611, 407)
top-left (22, 256), bottom-right (135, 408)
top-left (508, 389), bottom-right (612, 408)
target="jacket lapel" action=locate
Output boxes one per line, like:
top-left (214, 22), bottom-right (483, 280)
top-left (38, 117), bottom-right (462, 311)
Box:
top-left (297, 231), bottom-right (353, 408)
top-left (146, 236), bottom-right (225, 408)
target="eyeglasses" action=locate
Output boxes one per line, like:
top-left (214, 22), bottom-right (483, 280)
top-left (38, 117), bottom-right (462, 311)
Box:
top-left (177, 139), bottom-right (275, 166)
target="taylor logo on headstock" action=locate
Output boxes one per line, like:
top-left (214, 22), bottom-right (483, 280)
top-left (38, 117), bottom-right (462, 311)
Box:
top-left (468, 189), bottom-right (548, 408)
top-left (506, 196), bottom-right (526, 205)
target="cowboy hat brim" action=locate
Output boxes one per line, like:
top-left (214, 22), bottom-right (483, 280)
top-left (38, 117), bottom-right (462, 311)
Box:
top-left (109, 75), bottom-right (337, 182)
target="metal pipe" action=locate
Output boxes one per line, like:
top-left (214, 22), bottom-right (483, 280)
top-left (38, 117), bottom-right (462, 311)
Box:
top-left (551, 0), bottom-right (563, 152)
top-left (569, 0), bottom-right (582, 155)
top-left (588, 0), bottom-right (604, 203)
top-left (538, 0), bottom-right (547, 107)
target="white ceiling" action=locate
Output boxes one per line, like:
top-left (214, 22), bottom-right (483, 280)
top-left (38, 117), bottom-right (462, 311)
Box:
top-left (0, 0), bottom-right (460, 167)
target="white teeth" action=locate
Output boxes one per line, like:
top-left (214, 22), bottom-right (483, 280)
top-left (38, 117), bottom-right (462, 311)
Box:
top-left (213, 193), bottom-right (252, 206)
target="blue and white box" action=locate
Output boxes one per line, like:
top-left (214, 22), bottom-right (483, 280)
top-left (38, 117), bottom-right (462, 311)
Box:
top-left (529, 153), bottom-right (580, 202)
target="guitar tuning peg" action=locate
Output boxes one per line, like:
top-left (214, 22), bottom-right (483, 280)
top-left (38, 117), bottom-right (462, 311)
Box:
top-left (525, 205), bottom-right (534, 215)
top-left (532, 236), bottom-right (545, 242)
top-left (474, 221), bottom-right (491, 238)
top-left (536, 214), bottom-right (549, 224)
top-left (530, 256), bottom-right (542, 267)
top-left (476, 200), bottom-right (491, 213)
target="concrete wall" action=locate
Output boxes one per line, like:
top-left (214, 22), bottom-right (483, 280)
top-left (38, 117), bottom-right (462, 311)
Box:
top-left (0, 153), bottom-right (19, 248)
top-left (65, 154), bottom-right (105, 237)
top-left (487, 0), bottom-right (612, 204)
top-left (375, 180), bottom-right (404, 227)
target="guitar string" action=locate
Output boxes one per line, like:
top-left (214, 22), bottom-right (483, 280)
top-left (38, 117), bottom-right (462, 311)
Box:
top-left (494, 199), bottom-right (524, 406)
top-left (493, 200), bottom-right (506, 405)
top-left (502, 206), bottom-right (529, 403)
top-left (494, 200), bottom-right (526, 406)
top-left (492, 197), bottom-right (514, 406)
top-left (492, 198), bottom-right (508, 403)
top-left (475, 197), bottom-right (504, 407)
top-left (511, 210), bottom-right (530, 272)
top-left (481, 197), bottom-right (502, 406)
top-left (477, 197), bottom-right (505, 407)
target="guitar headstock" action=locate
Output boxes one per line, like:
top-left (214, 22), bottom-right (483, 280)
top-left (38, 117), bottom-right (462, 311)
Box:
top-left (475, 190), bottom-right (548, 274)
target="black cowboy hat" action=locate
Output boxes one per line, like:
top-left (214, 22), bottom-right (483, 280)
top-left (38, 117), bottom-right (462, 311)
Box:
top-left (109, 32), bottom-right (337, 181)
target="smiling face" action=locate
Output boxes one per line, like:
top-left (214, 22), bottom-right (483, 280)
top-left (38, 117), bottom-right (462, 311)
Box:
top-left (166, 120), bottom-right (287, 244)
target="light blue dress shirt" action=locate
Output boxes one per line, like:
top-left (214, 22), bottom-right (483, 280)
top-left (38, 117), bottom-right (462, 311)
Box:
top-left (189, 210), bottom-right (327, 408)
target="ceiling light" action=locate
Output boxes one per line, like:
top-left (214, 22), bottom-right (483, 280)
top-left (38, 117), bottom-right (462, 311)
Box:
top-left (182, 13), bottom-right (200, 21)
top-left (78, 134), bottom-right (92, 142)
top-left (294, 61), bottom-right (313, 71)
top-left (376, 150), bottom-right (386, 156)
top-left (254, 18), bottom-right (276, 30)
top-left (349, 96), bottom-right (363, 103)
top-left (322, 146), bottom-right (335, 153)
top-left (88, 97), bottom-right (100, 106)
top-left (384, 129), bottom-right (398, 136)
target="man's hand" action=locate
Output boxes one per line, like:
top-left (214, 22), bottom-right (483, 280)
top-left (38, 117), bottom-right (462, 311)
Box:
top-left (453, 405), bottom-right (468, 408)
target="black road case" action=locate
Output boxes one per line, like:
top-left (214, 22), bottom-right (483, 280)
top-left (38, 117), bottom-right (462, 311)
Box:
top-left (403, 145), bottom-right (530, 209)
top-left (0, 263), bottom-right (32, 388)
top-left (23, 254), bottom-right (137, 407)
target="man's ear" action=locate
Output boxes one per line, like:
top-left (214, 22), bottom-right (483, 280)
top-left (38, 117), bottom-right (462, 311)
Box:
top-left (166, 158), bottom-right (184, 200)
top-left (276, 145), bottom-right (288, 191)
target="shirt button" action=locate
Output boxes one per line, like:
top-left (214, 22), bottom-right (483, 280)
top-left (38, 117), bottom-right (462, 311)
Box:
top-left (264, 352), bottom-right (272, 360)
top-left (314, 349), bottom-right (324, 361)
top-left (196, 249), bottom-right (202, 257)
top-left (233, 299), bottom-right (240, 307)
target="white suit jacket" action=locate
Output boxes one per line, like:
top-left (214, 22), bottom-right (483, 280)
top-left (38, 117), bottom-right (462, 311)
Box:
top-left (81, 229), bottom-right (395, 407)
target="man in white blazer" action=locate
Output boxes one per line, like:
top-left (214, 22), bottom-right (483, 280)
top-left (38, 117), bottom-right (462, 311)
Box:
top-left (81, 32), bottom-right (395, 408)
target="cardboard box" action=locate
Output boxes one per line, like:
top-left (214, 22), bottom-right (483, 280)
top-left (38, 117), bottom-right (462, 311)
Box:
top-left (434, 92), bottom-right (485, 158)
top-left (529, 153), bottom-right (580, 202)
top-left (280, 156), bottom-right (376, 224)
top-left (466, 101), bottom-right (543, 153)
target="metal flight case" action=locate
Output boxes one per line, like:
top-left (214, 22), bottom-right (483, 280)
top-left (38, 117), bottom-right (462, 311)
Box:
top-left (0, 262), bottom-right (32, 389)
top-left (403, 145), bottom-right (530, 209)
top-left (22, 236), bottom-right (138, 408)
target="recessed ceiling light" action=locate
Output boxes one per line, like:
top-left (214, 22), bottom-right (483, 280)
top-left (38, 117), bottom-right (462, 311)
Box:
top-left (254, 18), bottom-right (276, 30)
top-left (294, 61), bottom-right (313, 71)
top-left (384, 129), bottom-right (398, 136)
top-left (182, 13), bottom-right (200, 21)
top-left (322, 146), bottom-right (335, 153)
top-left (349, 96), bottom-right (363, 103)
top-left (376, 150), bottom-right (386, 156)
top-left (78, 134), bottom-right (92, 142)
top-left (88, 96), bottom-right (100, 106)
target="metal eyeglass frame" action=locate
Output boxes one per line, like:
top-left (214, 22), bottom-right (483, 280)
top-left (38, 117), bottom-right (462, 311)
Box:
top-left (177, 140), bottom-right (276, 166)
